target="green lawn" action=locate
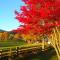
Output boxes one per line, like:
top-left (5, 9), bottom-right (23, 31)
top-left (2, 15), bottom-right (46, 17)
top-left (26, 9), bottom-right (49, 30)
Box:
top-left (50, 55), bottom-right (58, 60)
top-left (21, 52), bottom-right (58, 60)
top-left (28, 55), bottom-right (58, 60)
top-left (21, 47), bottom-right (58, 60)
top-left (0, 40), bottom-right (58, 60)
top-left (0, 40), bottom-right (25, 47)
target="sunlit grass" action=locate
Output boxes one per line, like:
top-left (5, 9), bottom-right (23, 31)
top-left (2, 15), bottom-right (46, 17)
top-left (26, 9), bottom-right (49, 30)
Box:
top-left (0, 40), bottom-right (25, 47)
top-left (0, 40), bottom-right (58, 60)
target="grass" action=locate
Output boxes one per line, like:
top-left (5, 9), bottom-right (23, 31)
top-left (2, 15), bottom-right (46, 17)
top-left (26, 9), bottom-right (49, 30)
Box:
top-left (0, 40), bottom-right (59, 60)
top-left (0, 40), bottom-right (25, 47)
top-left (21, 47), bottom-right (58, 60)
top-left (50, 55), bottom-right (58, 60)
top-left (27, 55), bottom-right (58, 60)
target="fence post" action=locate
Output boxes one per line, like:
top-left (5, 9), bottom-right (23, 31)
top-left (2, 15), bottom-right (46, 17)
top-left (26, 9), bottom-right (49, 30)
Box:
top-left (42, 39), bottom-right (45, 51)
top-left (8, 48), bottom-right (12, 60)
top-left (0, 50), bottom-right (2, 59)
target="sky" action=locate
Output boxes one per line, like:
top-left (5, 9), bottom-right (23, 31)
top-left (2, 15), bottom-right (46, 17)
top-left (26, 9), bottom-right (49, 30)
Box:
top-left (0, 0), bottom-right (25, 31)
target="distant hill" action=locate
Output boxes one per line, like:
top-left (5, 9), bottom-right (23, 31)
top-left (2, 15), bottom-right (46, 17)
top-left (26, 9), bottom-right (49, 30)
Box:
top-left (0, 29), bottom-right (6, 32)
top-left (0, 29), bottom-right (16, 34)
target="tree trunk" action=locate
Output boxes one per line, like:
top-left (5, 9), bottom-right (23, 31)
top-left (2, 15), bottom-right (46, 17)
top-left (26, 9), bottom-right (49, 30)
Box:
top-left (49, 27), bottom-right (60, 60)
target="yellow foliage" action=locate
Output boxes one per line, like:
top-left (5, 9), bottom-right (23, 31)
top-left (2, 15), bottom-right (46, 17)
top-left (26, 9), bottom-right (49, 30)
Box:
top-left (14, 33), bottom-right (20, 39)
top-left (0, 32), bottom-right (9, 40)
top-left (21, 34), bottom-right (39, 43)
top-left (0, 33), bottom-right (3, 40)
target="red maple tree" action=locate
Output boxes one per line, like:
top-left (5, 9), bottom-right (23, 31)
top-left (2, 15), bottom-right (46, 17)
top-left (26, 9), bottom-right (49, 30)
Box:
top-left (15, 0), bottom-right (60, 35)
top-left (15, 0), bottom-right (60, 59)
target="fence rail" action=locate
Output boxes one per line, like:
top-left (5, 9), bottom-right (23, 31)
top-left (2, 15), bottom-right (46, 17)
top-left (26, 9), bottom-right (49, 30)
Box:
top-left (0, 42), bottom-right (50, 59)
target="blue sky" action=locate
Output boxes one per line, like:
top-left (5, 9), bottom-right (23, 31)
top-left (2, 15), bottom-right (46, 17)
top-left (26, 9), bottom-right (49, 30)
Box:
top-left (0, 0), bottom-right (25, 31)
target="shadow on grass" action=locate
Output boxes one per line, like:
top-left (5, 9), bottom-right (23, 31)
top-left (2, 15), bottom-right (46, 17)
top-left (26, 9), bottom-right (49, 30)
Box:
top-left (0, 46), bottom-right (58, 60)
top-left (20, 47), bottom-right (58, 60)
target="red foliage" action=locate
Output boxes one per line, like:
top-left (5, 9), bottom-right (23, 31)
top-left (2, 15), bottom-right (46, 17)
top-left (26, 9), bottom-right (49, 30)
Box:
top-left (15, 0), bottom-right (60, 35)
